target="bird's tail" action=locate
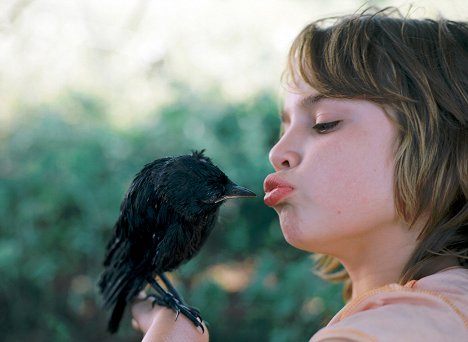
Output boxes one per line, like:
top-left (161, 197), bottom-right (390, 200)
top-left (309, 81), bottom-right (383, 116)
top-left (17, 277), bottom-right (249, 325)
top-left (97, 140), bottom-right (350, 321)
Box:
top-left (107, 295), bottom-right (127, 334)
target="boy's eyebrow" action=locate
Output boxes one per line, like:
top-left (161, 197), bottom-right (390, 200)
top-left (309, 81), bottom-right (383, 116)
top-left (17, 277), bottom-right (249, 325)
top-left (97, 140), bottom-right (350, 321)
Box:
top-left (280, 94), bottom-right (327, 122)
top-left (300, 94), bottom-right (326, 108)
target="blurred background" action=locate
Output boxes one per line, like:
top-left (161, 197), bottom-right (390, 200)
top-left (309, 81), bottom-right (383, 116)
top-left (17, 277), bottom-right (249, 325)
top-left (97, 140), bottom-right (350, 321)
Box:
top-left (1, 0), bottom-right (465, 341)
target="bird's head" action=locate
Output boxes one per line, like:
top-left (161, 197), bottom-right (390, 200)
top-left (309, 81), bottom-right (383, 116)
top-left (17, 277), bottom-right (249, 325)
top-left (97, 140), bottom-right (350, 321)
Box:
top-left (157, 150), bottom-right (256, 218)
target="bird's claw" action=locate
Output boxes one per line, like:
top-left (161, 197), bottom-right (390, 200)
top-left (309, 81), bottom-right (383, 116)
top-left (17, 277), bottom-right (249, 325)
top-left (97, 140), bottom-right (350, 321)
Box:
top-left (146, 293), bottom-right (204, 333)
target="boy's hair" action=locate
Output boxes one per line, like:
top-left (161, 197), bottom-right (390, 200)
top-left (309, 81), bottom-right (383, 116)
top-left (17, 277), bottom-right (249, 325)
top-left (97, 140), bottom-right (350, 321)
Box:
top-left (285, 7), bottom-right (468, 297)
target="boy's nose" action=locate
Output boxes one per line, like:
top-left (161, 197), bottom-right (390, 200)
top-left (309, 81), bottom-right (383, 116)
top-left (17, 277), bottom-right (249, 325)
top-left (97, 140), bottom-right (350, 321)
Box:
top-left (268, 134), bottom-right (301, 171)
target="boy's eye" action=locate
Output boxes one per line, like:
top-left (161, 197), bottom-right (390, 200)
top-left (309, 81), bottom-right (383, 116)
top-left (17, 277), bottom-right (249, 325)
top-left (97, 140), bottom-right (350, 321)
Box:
top-left (312, 120), bottom-right (341, 133)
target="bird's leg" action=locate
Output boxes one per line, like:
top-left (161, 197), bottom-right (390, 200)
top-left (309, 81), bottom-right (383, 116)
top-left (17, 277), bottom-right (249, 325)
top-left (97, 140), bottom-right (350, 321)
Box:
top-left (152, 274), bottom-right (201, 318)
top-left (159, 273), bottom-right (183, 302)
top-left (145, 276), bottom-right (204, 333)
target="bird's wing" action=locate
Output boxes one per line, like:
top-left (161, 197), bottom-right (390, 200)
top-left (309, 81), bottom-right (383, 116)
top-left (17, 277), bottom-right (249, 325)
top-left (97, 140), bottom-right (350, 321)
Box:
top-left (102, 157), bottom-right (171, 265)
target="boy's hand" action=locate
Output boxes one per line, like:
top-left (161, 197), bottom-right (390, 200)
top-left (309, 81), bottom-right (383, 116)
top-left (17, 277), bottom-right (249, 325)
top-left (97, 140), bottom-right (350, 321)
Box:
top-left (131, 292), bottom-right (209, 342)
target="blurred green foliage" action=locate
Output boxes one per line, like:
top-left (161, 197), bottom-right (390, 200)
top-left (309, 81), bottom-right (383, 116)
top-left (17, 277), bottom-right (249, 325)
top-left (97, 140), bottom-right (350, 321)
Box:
top-left (0, 86), bottom-right (342, 341)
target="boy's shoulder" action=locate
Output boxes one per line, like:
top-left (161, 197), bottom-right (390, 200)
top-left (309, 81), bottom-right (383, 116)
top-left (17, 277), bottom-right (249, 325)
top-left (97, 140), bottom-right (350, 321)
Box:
top-left (311, 268), bottom-right (468, 342)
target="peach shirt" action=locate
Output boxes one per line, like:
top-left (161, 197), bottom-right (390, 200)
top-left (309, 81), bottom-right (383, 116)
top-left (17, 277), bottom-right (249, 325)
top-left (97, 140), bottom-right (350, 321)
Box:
top-left (311, 267), bottom-right (468, 342)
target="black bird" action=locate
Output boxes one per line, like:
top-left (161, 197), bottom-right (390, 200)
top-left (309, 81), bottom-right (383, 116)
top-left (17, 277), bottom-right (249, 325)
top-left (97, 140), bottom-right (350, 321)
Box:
top-left (98, 150), bottom-right (256, 333)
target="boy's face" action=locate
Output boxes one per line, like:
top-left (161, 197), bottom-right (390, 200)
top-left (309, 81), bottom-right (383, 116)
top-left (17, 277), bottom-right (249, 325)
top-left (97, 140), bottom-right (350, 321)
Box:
top-left (266, 81), bottom-right (403, 258)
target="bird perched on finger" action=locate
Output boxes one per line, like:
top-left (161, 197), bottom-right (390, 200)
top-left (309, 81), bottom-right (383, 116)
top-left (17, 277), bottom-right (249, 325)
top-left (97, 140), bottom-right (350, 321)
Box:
top-left (98, 150), bottom-right (256, 334)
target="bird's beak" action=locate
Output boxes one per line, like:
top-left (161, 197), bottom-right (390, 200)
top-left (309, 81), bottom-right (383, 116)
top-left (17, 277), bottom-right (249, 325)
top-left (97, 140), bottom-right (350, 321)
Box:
top-left (214, 182), bottom-right (256, 203)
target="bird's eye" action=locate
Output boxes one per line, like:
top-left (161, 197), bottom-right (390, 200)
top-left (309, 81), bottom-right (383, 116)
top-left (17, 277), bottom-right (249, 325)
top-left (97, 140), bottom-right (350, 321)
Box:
top-left (201, 191), bottom-right (219, 204)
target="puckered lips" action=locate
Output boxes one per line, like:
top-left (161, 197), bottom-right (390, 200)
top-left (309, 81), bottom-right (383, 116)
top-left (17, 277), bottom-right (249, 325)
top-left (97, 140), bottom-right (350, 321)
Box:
top-left (263, 174), bottom-right (294, 207)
